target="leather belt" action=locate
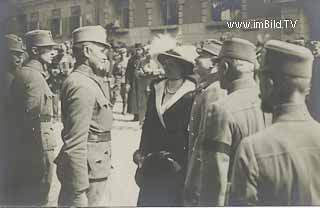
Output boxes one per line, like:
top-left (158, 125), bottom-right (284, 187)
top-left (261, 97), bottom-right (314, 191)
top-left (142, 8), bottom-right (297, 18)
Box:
top-left (88, 131), bottom-right (111, 143)
top-left (40, 115), bottom-right (52, 122)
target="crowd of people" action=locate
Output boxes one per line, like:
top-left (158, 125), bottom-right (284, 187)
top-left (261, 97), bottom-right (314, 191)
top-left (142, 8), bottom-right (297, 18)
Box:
top-left (1, 24), bottom-right (320, 207)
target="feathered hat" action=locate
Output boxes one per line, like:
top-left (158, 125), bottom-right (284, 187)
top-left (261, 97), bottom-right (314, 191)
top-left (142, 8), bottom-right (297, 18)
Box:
top-left (149, 33), bottom-right (198, 74)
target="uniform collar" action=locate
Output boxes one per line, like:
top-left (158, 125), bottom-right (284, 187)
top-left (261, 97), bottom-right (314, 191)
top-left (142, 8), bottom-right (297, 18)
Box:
top-left (74, 64), bottom-right (107, 98)
top-left (273, 103), bottom-right (312, 123)
top-left (228, 78), bottom-right (258, 94)
top-left (74, 64), bottom-right (99, 81)
top-left (196, 73), bottom-right (219, 93)
top-left (24, 59), bottom-right (48, 78)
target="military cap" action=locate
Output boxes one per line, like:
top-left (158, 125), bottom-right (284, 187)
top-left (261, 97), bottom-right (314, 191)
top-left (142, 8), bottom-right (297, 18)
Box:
top-left (5, 34), bottom-right (24, 53)
top-left (72, 25), bottom-right (110, 47)
top-left (197, 39), bottom-right (222, 56)
top-left (218, 38), bottom-right (257, 64)
top-left (25, 30), bottom-right (56, 48)
top-left (264, 40), bottom-right (314, 78)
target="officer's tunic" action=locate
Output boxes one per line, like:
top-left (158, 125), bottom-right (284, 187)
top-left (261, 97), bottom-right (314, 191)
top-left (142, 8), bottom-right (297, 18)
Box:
top-left (184, 74), bottom-right (226, 204)
top-left (55, 64), bottom-right (113, 204)
top-left (10, 59), bottom-right (56, 205)
top-left (192, 78), bottom-right (267, 206)
top-left (230, 104), bottom-right (320, 205)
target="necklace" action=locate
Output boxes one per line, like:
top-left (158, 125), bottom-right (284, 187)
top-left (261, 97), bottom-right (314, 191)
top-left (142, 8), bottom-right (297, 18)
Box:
top-left (165, 79), bottom-right (184, 94)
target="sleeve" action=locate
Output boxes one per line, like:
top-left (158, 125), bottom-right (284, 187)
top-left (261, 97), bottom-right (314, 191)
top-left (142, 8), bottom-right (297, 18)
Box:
top-left (198, 104), bottom-right (233, 206)
top-left (229, 138), bottom-right (259, 206)
top-left (60, 84), bottom-right (95, 191)
top-left (24, 74), bottom-right (42, 120)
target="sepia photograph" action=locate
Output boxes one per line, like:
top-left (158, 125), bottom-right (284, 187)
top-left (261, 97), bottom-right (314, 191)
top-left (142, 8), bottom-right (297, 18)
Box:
top-left (0, 0), bottom-right (320, 206)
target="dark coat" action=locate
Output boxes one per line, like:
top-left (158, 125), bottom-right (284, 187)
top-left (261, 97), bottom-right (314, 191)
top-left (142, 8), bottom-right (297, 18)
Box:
top-left (136, 78), bottom-right (196, 206)
top-left (55, 64), bottom-right (113, 193)
top-left (230, 104), bottom-right (320, 206)
top-left (125, 55), bottom-right (149, 115)
top-left (9, 59), bottom-right (56, 205)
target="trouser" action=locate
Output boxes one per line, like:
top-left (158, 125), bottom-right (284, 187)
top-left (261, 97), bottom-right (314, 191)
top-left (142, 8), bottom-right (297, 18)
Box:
top-left (7, 149), bottom-right (55, 206)
top-left (58, 178), bottom-right (111, 207)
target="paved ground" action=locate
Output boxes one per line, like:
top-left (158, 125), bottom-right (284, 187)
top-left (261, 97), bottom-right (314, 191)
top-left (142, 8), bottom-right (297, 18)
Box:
top-left (48, 102), bottom-right (141, 206)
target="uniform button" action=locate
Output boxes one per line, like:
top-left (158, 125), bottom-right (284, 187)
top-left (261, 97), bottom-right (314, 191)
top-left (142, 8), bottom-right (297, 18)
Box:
top-left (194, 102), bottom-right (197, 105)
top-left (183, 147), bottom-right (187, 150)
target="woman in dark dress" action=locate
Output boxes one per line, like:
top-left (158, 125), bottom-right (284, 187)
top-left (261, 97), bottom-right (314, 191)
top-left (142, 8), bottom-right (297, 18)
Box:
top-left (133, 47), bottom-right (197, 206)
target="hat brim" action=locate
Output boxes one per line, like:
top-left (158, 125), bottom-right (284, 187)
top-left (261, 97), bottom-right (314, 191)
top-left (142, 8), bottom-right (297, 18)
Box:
top-left (157, 52), bottom-right (194, 74)
top-left (201, 48), bottom-right (220, 56)
top-left (76, 40), bottom-right (111, 48)
top-left (35, 42), bottom-right (58, 47)
top-left (9, 48), bottom-right (24, 53)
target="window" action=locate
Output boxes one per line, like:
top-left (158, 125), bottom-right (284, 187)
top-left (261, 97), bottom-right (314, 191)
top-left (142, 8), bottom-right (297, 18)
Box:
top-left (160, 0), bottom-right (178, 25)
top-left (113, 0), bottom-right (129, 28)
top-left (211, 0), bottom-right (241, 21)
top-left (51, 9), bottom-right (62, 37)
top-left (70, 6), bottom-right (81, 31)
top-left (30, 12), bottom-right (39, 30)
top-left (17, 14), bottom-right (27, 34)
top-left (120, 0), bottom-right (129, 28)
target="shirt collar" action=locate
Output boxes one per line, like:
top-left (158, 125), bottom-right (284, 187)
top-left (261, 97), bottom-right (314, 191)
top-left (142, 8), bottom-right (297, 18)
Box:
top-left (197, 73), bottom-right (219, 92)
top-left (74, 64), bottom-right (97, 80)
top-left (273, 103), bottom-right (312, 123)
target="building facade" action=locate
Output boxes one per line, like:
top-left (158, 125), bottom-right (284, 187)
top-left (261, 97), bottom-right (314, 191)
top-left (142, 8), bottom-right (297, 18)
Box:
top-left (5, 0), bottom-right (316, 44)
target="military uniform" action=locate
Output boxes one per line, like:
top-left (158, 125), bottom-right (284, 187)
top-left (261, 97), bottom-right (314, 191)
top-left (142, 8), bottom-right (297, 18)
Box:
top-left (10, 56), bottom-right (57, 205)
top-left (187, 38), bottom-right (268, 206)
top-left (184, 40), bottom-right (226, 205)
top-left (184, 74), bottom-right (226, 204)
top-left (0, 34), bottom-right (24, 204)
top-left (229, 40), bottom-right (320, 206)
top-left (55, 25), bottom-right (113, 207)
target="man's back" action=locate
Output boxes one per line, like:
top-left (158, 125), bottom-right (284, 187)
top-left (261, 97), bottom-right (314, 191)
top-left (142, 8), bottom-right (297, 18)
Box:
top-left (194, 78), bottom-right (267, 206)
top-left (230, 104), bottom-right (320, 205)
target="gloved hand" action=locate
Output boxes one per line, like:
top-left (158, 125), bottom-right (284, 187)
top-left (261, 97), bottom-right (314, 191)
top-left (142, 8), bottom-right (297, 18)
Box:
top-left (133, 149), bottom-right (145, 168)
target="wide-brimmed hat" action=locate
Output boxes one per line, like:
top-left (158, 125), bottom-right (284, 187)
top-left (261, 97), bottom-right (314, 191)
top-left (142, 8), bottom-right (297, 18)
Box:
top-left (157, 45), bottom-right (198, 74)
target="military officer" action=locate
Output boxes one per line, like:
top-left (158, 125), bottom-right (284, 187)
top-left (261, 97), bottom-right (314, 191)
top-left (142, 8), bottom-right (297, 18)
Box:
top-left (229, 40), bottom-right (320, 205)
top-left (190, 38), bottom-right (268, 206)
top-left (0, 34), bottom-right (24, 204)
top-left (55, 25), bottom-right (113, 207)
top-left (9, 30), bottom-right (57, 205)
top-left (184, 39), bottom-right (226, 205)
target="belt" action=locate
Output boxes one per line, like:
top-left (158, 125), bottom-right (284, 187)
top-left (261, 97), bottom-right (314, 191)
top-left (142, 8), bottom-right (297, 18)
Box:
top-left (40, 115), bottom-right (52, 122)
top-left (88, 131), bottom-right (111, 143)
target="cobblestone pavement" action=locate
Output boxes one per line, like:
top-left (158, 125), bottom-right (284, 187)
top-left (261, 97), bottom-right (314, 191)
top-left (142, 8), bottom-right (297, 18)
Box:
top-left (48, 102), bottom-right (141, 206)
